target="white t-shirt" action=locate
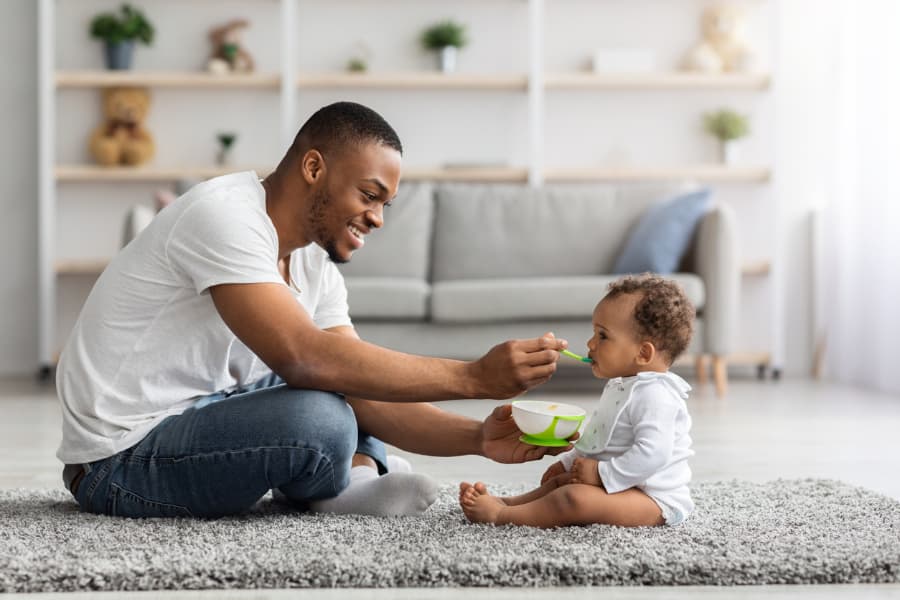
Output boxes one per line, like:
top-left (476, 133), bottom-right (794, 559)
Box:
top-left (560, 372), bottom-right (695, 525)
top-left (56, 172), bottom-right (352, 464)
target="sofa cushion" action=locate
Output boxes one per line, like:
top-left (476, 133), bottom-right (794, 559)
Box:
top-left (613, 188), bottom-right (712, 275)
top-left (338, 182), bottom-right (434, 280)
top-left (432, 183), bottom-right (695, 282)
top-left (345, 278), bottom-right (430, 320)
top-left (431, 274), bottom-right (704, 323)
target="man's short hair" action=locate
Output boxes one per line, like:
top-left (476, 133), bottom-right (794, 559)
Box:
top-left (290, 101), bottom-right (402, 160)
top-left (605, 273), bottom-right (695, 364)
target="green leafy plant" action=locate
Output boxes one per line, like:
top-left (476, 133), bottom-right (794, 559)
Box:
top-left (217, 132), bottom-right (237, 150)
top-left (346, 57), bottom-right (368, 73)
top-left (704, 109), bottom-right (749, 141)
top-left (90, 4), bottom-right (155, 45)
top-left (421, 20), bottom-right (467, 50)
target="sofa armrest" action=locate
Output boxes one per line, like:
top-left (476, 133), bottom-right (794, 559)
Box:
top-left (689, 204), bottom-right (740, 356)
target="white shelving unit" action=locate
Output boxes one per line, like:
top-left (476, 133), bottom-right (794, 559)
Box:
top-left (37, 0), bottom-right (776, 377)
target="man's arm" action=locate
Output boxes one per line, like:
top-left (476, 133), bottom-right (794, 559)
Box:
top-left (329, 326), bottom-right (573, 462)
top-left (210, 282), bottom-right (567, 402)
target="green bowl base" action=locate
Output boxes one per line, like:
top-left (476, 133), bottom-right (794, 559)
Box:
top-left (519, 434), bottom-right (571, 447)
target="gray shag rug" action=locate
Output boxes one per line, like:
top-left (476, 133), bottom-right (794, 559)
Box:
top-left (1, 479), bottom-right (898, 592)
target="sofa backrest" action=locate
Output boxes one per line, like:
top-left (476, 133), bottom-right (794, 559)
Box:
top-left (337, 182), bottom-right (434, 280)
top-left (431, 183), bottom-right (690, 282)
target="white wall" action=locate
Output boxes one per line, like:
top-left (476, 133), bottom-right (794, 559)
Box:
top-left (0, 0), bottom-right (38, 376)
top-left (4, 0), bottom-right (820, 376)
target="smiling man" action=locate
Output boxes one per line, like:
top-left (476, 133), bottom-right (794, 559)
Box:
top-left (56, 102), bottom-right (571, 519)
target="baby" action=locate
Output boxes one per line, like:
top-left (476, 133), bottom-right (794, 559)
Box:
top-left (460, 273), bottom-right (695, 527)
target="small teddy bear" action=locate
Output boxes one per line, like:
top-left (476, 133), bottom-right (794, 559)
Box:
top-left (683, 4), bottom-right (754, 73)
top-left (206, 19), bottom-right (255, 74)
top-left (88, 87), bottom-right (155, 167)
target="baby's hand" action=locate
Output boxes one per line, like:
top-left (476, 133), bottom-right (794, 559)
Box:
top-left (540, 460), bottom-right (567, 485)
top-left (570, 457), bottom-right (602, 487)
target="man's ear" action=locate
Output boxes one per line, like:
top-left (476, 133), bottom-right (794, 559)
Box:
top-left (636, 341), bottom-right (656, 366)
top-left (300, 149), bottom-right (325, 184)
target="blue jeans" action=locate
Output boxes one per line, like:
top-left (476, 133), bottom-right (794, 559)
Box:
top-left (69, 374), bottom-right (387, 518)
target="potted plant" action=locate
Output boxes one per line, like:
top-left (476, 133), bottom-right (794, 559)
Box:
top-left (215, 132), bottom-right (237, 166)
top-left (90, 4), bottom-right (155, 70)
top-left (421, 20), bottom-right (467, 74)
top-left (704, 108), bottom-right (749, 165)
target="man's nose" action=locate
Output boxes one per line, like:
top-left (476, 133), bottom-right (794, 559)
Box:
top-left (367, 207), bottom-right (383, 229)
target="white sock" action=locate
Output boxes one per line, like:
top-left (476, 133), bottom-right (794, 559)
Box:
top-left (387, 454), bottom-right (412, 473)
top-left (309, 464), bottom-right (438, 517)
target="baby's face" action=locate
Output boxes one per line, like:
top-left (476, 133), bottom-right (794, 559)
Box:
top-left (586, 293), bottom-right (643, 379)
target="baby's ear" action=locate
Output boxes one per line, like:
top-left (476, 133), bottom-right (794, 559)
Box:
top-left (636, 341), bottom-right (656, 365)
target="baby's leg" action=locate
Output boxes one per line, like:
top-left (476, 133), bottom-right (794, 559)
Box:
top-left (465, 483), bottom-right (664, 528)
top-left (459, 472), bottom-right (568, 509)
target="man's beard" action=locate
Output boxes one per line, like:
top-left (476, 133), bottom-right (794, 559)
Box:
top-left (309, 188), bottom-right (348, 264)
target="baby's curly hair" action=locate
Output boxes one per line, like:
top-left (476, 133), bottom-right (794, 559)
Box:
top-left (605, 274), bottom-right (695, 365)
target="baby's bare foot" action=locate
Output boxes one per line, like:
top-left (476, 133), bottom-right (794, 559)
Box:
top-left (460, 481), bottom-right (507, 524)
top-left (458, 481), bottom-right (475, 506)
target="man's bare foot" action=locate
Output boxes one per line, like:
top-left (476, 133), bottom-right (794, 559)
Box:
top-left (459, 481), bottom-right (507, 524)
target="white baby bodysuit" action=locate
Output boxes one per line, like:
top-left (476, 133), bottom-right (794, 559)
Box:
top-left (559, 371), bottom-right (695, 525)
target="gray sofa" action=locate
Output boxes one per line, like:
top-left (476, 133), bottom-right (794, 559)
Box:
top-left (338, 182), bottom-right (739, 394)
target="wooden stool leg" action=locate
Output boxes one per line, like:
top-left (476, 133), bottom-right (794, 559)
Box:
top-left (712, 355), bottom-right (728, 397)
top-left (695, 354), bottom-right (708, 386)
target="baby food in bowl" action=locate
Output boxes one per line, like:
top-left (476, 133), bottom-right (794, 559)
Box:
top-left (511, 400), bottom-right (586, 447)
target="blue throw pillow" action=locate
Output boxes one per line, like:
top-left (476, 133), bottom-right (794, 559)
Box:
top-left (613, 188), bottom-right (711, 275)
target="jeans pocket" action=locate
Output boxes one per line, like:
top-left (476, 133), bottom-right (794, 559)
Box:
top-left (108, 483), bottom-right (194, 518)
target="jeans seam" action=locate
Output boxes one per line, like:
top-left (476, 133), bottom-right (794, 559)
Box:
top-left (124, 446), bottom-right (341, 498)
top-left (109, 482), bottom-right (195, 518)
top-left (82, 460), bottom-right (111, 508)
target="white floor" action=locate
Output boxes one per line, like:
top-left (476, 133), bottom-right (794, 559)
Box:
top-left (2, 374), bottom-right (899, 599)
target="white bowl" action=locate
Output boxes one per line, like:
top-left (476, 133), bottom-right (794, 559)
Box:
top-left (511, 400), bottom-right (586, 440)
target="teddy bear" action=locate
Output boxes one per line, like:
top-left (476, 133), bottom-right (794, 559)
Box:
top-left (88, 87), bottom-right (155, 167)
top-left (206, 19), bottom-right (255, 74)
top-left (683, 4), bottom-right (754, 73)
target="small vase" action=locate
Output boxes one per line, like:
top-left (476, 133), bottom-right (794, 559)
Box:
top-left (438, 46), bottom-right (457, 74)
top-left (104, 40), bottom-right (135, 70)
top-left (720, 139), bottom-right (740, 165)
top-left (216, 149), bottom-right (233, 167)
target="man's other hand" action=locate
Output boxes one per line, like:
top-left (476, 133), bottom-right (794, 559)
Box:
top-left (479, 404), bottom-right (576, 464)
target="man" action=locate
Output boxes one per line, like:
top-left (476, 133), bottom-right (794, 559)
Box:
top-left (57, 101), bottom-right (570, 518)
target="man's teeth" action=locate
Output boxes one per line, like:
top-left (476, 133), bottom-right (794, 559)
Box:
top-left (349, 225), bottom-right (363, 239)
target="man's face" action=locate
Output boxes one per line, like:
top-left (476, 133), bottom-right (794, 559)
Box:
top-left (308, 142), bottom-right (401, 263)
top-left (586, 293), bottom-right (644, 379)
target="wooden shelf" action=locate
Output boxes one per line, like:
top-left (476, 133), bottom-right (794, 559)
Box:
top-left (57, 164), bottom-right (771, 184)
top-left (56, 70), bottom-right (280, 89)
top-left (55, 259), bottom-right (108, 276)
top-left (545, 72), bottom-right (771, 90)
top-left (741, 260), bottom-right (771, 276)
top-left (55, 165), bottom-right (527, 183)
top-left (58, 258), bottom-right (773, 278)
top-left (544, 165), bottom-right (771, 183)
top-left (56, 165), bottom-right (273, 182)
top-left (297, 72), bottom-right (529, 90)
top-left (404, 166), bottom-right (529, 182)
top-left (54, 71), bottom-right (769, 92)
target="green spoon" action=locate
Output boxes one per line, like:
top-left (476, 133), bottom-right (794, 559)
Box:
top-left (561, 349), bottom-right (593, 364)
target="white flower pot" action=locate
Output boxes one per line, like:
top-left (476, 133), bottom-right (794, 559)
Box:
top-left (439, 46), bottom-right (457, 74)
top-left (720, 139), bottom-right (740, 165)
